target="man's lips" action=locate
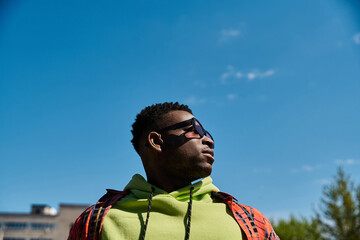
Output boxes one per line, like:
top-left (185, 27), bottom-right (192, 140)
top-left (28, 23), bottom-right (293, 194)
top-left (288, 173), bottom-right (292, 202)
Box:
top-left (202, 149), bottom-right (214, 157)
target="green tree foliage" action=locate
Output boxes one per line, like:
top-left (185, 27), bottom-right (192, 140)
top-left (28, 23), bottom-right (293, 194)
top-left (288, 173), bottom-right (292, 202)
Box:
top-left (316, 167), bottom-right (360, 240)
top-left (273, 215), bottom-right (324, 240)
top-left (273, 167), bottom-right (360, 240)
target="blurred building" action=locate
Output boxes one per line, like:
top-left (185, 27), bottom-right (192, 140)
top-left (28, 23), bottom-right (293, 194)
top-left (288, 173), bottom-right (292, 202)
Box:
top-left (0, 204), bottom-right (88, 240)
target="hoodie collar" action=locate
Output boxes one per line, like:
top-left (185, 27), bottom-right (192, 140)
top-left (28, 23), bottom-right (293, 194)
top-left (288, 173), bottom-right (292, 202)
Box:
top-left (124, 174), bottom-right (219, 201)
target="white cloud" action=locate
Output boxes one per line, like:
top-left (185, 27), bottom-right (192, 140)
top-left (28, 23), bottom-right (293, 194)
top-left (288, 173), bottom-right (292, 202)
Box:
top-left (353, 32), bottom-right (360, 44)
top-left (183, 96), bottom-right (207, 106)
top-left (247, 72), bottom-right (256, 80)
top-left (334, 158), bottom-right (360, 165)
top-left (235, 72), bottom-right (243, 78)
top-left (219, 29), bottom-right (241, 43)
top-left (219, 66), bottom-right (275, 84)
top-left (290, 164), bottom-right (321, 174)
top-left (315, 179), bottom-right (331, 185)
top-left (302, 165), bottom-right (314, 172)
top-left (247, 69), bottom-right (275, 81)
top-left (220, 72), bottom-right (232, 83)
top-left (263, 70), bottom-right (275, 77)
top-left (227, 94), bottom-right (237, 100)
top-left (220, 65), bottom-right (237, 84)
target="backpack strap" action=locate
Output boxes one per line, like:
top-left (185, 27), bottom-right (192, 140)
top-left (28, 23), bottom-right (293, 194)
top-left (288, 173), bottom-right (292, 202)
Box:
top-left (212, 191), bottom-right (280, 240)
top-left (68, 189), bottom-right (130, 240)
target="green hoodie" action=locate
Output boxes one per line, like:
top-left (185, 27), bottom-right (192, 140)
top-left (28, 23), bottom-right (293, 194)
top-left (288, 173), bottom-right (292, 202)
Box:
top-left (101, 174), bottom-right (243, 240)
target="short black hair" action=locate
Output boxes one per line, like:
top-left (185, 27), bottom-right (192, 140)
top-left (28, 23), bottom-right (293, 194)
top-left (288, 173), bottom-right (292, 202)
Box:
top-left (131, 102), bottom-right (192, 154)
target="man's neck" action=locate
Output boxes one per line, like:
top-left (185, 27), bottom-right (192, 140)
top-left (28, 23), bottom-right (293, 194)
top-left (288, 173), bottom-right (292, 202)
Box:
top-left (147, 177), bottom-right (192, 193)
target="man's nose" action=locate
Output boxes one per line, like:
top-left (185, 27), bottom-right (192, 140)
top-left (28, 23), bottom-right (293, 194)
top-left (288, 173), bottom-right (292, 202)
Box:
top-left (202, 135), bottom-right (214, 149)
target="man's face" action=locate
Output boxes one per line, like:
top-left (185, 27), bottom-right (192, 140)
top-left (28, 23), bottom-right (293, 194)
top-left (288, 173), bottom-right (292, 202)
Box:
top-left (158, 110), bottom-right (215, 183)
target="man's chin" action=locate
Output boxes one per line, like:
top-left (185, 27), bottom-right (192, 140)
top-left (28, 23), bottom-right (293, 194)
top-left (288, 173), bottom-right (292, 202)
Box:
top-left (190, 166), bottom-right (212, 180)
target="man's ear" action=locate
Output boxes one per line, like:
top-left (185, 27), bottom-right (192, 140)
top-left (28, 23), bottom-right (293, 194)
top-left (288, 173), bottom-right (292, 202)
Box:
top-left (147, 132), bottom-right (164, 152)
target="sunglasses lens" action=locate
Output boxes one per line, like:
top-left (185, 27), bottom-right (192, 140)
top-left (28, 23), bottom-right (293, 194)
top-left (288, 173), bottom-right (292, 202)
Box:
top-left (194, 120), bottom-right (205, 137)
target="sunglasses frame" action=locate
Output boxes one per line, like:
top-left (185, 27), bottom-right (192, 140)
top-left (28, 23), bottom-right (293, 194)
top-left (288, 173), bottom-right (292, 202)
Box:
top-left (157, 117), bottom-right (214, 142)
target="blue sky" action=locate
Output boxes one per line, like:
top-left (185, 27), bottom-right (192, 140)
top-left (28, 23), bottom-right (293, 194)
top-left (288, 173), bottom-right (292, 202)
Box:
top-left (1, 0), bottom-right (360, 220)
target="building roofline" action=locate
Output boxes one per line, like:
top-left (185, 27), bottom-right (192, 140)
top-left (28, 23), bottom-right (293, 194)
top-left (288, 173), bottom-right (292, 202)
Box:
top-left (59, 203), bottom-right (90, 208)
top-left (0, 203), bottom-right (89, 216)
top-left (0, 212), bottom-right (57, 217)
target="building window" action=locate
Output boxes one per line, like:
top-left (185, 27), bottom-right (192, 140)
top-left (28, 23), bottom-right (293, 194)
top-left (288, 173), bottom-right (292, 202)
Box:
top-left (2, 222), bottom-right (27, 230)
top-left (31, 238), bottom-right (54, 240)
top-left (30, 222), bottom-right (56, 231)
top-left (4, 238), bottom-right (26, 240)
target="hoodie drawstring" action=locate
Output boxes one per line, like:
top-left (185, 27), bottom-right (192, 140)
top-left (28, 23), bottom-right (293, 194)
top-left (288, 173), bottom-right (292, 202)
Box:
top-left (185, 186), bottom-right (194, 240)
top-left (140, 186), bottom-right (194, 240)
top-left (140, 186), bottom-right (155, 240)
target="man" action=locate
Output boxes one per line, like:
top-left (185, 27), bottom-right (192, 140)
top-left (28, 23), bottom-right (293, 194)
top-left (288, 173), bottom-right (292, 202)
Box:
top-left (68, 102), bottom-right (279, 240)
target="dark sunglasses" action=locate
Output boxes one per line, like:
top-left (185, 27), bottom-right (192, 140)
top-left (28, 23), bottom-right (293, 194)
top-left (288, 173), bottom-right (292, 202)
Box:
top-left (157, 117), bottom-right (214, 142)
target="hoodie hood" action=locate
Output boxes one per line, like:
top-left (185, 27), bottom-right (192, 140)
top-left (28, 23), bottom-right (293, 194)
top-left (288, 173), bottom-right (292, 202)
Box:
top-left (102, 174), bottom-right (243, 240)
top-left (124, 174), bottom-right (219, 202)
